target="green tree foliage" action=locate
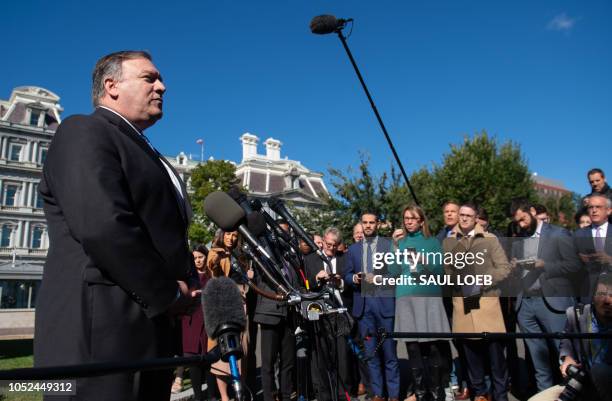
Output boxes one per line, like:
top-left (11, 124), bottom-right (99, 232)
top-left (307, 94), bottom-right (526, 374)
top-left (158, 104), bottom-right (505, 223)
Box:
top-left (188, 160), bottom-right (241, 244)
top-left (298, 131), bottom-right (537, 240)
top-left (538, 192), bottom-right (578, 229)
top-left (416, 131), bottom-right (537, 233)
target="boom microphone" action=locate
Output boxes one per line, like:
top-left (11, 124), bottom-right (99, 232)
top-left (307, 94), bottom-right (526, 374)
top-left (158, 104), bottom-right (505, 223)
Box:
top-left (203, 277), bottom-right (246, 401)
top-left (310, 14), bottom-right (352, 35)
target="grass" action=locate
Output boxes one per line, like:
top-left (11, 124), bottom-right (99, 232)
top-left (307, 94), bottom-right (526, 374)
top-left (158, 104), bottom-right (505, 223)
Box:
top-left (0, 340), bottom-right (41, 401)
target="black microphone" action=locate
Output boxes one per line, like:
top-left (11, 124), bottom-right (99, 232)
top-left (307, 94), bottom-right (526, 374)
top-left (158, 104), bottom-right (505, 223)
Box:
top-left (268, 197), bottom-right (330, 265)
top-left (310, 14), bottom-right (352, 35)
top-left (204, 191), bottom-right (272, 261)
top-left (228, 185), bottom-right (254, 214)
top-left (205, 192), bottom-right (296, 292)
top-left (203, 277), bottom-right (246, 401)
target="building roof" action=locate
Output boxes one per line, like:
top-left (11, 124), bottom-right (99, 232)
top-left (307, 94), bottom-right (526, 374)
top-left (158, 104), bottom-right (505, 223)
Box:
top-left (236, 133), bottom-right (329, 206)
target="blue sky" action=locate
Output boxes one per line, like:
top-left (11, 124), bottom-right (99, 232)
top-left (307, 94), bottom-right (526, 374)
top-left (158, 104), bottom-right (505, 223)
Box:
top-left (2, 1), bottom-right (610, 195)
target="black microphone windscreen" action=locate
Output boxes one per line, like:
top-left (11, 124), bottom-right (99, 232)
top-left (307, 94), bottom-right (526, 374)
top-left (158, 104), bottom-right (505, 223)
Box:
top-left (310, 14), bottom-right (339, 34)
top-left (204, 191), bottom-right (245, 231)
top-left (247, 212), bottom-right (267, 237)
top-left (202, 276), bottom-right (246, 339)
top-left (227, 185), bottom-right (247, 203)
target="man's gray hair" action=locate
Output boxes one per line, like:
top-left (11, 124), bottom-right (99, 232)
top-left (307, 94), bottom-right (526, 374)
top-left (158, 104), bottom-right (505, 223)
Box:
top-left (587, 194), bottom-right (612, 208)
top-left (324, 227), bottom-right (341, 239)
top-left (91, 50), bottom-right (152, 107)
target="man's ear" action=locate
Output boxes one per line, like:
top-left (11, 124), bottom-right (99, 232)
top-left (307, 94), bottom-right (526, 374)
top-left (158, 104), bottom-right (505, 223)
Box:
top-left (104, 77), bottom-right (119, 99)
top-left (529, 207), bottom-right (537, 217)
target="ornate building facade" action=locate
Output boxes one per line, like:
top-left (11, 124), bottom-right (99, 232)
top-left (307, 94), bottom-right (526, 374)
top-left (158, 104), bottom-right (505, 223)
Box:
top-left (0, 86), bottom-right (61, 312)
top-left (236, 133), bottom-right (329, 207)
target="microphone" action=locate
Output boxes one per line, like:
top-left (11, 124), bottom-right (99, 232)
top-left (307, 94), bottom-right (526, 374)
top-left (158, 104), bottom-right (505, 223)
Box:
top-left (203, 277), bottom-right (246, 401)
top-left (228, 185), bottom-right (254, 214)
top-left (204, 191), bottom-right (272, 261)
top-left (310, 14), bottom-right (352, 35)
top-left (205, 191), bottom-right (296, 293)
top-left (268, 197), bottom-right (331, 265)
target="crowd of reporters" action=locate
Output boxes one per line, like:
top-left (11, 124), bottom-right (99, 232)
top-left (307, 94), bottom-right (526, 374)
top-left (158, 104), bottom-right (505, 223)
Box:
top-left (176, 167), bottom-right (611, 401)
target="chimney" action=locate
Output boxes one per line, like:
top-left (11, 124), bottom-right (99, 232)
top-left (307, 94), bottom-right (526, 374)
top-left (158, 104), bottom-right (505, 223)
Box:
top-left (240, 133), bottom-right (259, 161)
top-left (264, 137), bottom-right (282, 161)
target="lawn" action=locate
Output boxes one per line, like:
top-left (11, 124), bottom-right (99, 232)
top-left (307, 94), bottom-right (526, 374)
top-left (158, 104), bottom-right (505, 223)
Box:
top-left (0, 340), bottom-right (41, 401)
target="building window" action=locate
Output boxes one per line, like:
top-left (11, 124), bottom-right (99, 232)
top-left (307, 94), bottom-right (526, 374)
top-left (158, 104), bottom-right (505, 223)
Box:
top-left (33, 184), bottom-right (44, 209)
top-left (0, 280), bottom-right (41, 309)
top-left (1, 224), bottom-right (15, 247)
top-left (8, 143), bottom-right (23, 161)
top-left (39, 147), bottom-right (48, 165)
top-left (3, 183), bottom-right (20, 206)
top-left (31, 226), bottom-right (44, 249)
top-left (30, 110), bottom-right (41, 126)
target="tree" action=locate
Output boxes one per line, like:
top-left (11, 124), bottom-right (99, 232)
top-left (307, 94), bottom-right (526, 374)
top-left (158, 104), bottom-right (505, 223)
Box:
top-left (188, 160), bottom-right (241, 244)
top-left (417, 131), bottom-right (537, 233)
top-left (538, 192), bottom-right (578, 229)
top-left (303, 131), bottom-right (537, 240)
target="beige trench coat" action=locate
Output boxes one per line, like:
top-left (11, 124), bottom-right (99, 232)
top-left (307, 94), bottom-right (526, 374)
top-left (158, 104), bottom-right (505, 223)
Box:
top-left (442, 224), bottom-right (512, 335)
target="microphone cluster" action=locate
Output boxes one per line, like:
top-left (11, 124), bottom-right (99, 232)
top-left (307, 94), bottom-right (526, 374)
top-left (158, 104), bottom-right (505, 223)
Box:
top-left (203, 187), bottom-right (344, 320)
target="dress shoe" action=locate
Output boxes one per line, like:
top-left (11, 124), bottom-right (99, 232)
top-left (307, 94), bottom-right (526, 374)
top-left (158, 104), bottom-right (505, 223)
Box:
top-left (388, 398), bottom-right (399, 401)
top-left (357, 383), bottom-right (367, 396)
top-left (473, 395), bottom-right (491, 401)
top-left (453, 388), bottom-right (470, 400)
top-left (372, 395), bottom-right (386, 401)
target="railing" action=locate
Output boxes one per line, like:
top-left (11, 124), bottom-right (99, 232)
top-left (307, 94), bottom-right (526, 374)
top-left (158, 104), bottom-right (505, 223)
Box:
top-left (0, 331), bottom-right (610, 380)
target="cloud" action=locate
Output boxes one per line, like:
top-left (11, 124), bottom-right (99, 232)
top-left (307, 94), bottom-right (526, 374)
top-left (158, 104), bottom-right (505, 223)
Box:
top-left (547, 13), bottom-right (576, 32)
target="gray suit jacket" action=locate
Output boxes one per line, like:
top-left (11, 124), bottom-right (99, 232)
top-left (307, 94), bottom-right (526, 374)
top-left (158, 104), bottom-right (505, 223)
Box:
top-left (573, 224), bottom-right (612, 303)
top-left (512, 223), bottom-right (581, 312)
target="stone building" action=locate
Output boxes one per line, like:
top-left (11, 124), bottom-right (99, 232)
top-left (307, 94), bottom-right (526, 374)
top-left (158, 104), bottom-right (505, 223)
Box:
top-left (236, 133), bottom-right (329, 207)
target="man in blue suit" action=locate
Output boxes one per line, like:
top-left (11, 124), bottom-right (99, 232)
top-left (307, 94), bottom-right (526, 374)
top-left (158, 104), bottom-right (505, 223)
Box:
top-left (574, 194), bottom-right (612, 303)
top-left (344, 212), bottom-right (399, 401)
top-left (511, 202), bottom-right (581, 392)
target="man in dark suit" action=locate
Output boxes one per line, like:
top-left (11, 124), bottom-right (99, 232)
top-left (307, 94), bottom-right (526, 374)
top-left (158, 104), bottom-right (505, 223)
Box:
top-left (574, 194), bottom-right (612, 303)
top-left (304, 227), bottom-right (356, 401)
top-left (344, 212), bottom-right (399, 401)
top-left (253, 220), bottom-right (298, 401)
top-left (511, 202), bottom-right (581, 392)
top-left (34, 51), bottom-right (198, 401)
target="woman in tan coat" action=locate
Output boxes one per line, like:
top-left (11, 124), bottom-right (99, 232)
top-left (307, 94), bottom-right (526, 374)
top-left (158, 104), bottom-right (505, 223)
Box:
top-left (207, 230), bottom-right (252, 401)
top-left (442, 203), bottom-right (512, 401)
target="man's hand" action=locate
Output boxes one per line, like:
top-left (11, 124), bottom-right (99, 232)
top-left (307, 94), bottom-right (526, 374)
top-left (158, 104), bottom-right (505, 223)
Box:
top-left (579, 253), bottom-right (592, 263)
top-left (166, 280), bottom-right (199, 317)
top-left (353, 272), bottom-right (363, 284)
top-left (590, 251), bottom-right (612, 265)
top-left (535, 259), bottom-right (545, 269)
top-left (560, 356), bottom-right (579, 378)
top-left (246, 268), bottom-right (255, 280)
top-left (316, 270), bottom-right (330, 282)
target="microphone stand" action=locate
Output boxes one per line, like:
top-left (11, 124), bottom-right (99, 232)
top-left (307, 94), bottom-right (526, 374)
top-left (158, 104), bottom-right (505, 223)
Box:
top-left (333, 28), bottom-right (421, 206)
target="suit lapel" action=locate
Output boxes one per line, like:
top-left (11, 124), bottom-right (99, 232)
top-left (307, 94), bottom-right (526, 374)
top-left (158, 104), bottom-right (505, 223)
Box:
top-left (92, 108), bottom-right (190, 227)
top-left (537, 223), bottom-right (549, 259)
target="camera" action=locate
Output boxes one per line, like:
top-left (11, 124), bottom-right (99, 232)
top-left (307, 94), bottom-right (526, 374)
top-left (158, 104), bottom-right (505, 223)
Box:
top-left (556, 364), bottom-right (588, 401)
